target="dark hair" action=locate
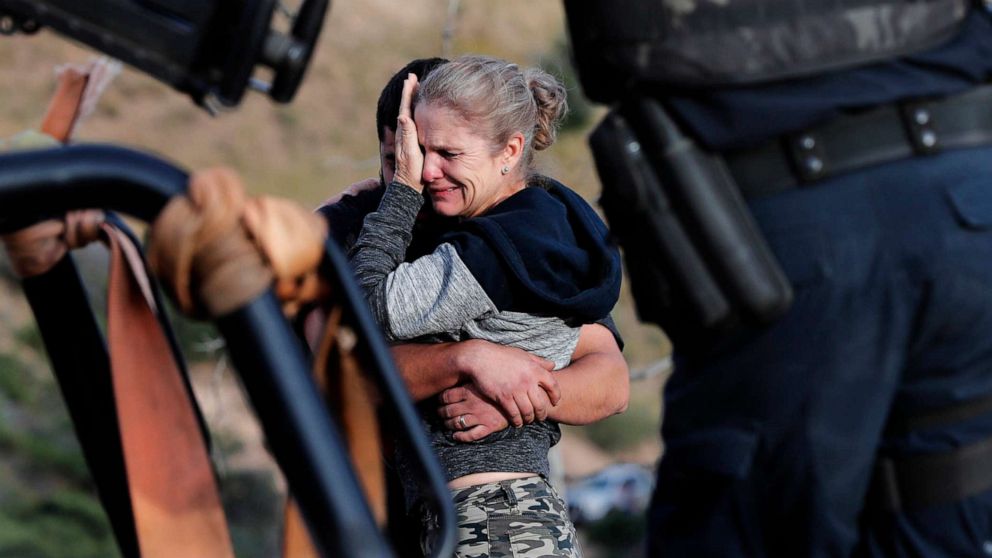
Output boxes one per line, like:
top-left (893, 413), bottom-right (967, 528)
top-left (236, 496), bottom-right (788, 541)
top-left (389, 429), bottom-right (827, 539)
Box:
top-left (375, 57), bottom-right (448, 142)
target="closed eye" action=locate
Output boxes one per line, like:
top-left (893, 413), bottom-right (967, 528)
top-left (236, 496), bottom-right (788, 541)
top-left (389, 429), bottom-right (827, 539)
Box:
top-left (438, 149), bottom-right (459, 159)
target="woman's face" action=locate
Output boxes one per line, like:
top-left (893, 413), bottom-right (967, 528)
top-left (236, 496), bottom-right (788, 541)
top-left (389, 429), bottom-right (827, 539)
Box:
top-left (415, 102), bottom-right (519, 218)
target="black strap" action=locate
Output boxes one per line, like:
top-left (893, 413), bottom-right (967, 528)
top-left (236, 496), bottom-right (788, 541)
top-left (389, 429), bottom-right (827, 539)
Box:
top-left (725, 83), bottom-right (992, 198)
top-left (887, 392), bottom-right (992, 437)
top-left (868, 392), bottom-right (992, 512)
top-left (870, 435), bottom-right (992, 512)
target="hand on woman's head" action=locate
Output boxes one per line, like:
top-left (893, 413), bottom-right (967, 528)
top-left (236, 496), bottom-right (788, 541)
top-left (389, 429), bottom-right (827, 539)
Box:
top-left (391, 74), bottom-right (424, 190)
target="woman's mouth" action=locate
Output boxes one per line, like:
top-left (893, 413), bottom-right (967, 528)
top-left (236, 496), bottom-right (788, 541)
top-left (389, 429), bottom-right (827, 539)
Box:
top-left (429, 185), bottom-right (461, 197)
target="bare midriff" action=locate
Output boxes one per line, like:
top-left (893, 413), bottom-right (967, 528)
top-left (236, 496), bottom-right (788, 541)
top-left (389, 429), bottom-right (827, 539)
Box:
top-left (447, 471), bottom-right (537, 489)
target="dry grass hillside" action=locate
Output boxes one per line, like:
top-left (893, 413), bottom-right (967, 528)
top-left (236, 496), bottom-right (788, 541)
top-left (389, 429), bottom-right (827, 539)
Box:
top-left (0, 4), bottom-right (670, 555)
top-left (0, 0), bottom-right (669, 366)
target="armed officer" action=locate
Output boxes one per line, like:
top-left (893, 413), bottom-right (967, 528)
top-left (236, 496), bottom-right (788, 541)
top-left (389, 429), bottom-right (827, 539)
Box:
top-left (565, 1), bottom-right (992, 556)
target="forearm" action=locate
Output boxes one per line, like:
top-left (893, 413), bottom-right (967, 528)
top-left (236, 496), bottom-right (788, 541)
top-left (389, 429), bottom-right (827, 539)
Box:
top-left (350, 183), bottom-right (496, 340)
top-left (391, 341), bottom-right (479, 402)
top-left (548, 350), bottom-right (629, 425)
top-left (349, 182), bottom-right (421, 325)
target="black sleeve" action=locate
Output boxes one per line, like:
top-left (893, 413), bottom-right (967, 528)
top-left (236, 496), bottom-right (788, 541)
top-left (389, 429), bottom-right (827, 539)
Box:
top-left (316, 186), bottom-right (385, 251)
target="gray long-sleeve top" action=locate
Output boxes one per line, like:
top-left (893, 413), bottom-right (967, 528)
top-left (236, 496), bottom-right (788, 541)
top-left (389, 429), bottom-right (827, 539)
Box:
top-left (349, 181), bottom-right (579, 487)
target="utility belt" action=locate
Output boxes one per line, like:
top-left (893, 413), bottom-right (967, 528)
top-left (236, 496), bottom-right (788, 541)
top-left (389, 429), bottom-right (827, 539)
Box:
top-left (726, 83), bottom-right (992, 198)
top-left (590, 84), bottom-right (992, 347)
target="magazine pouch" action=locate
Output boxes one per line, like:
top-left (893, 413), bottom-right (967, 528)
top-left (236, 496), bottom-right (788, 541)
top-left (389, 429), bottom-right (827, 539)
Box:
top-left (590, 97), bottom-right (793, 344)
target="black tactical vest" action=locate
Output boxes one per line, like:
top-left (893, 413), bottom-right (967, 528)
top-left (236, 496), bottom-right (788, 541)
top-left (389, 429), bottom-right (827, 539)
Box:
top-left (565, 0), bottom-right (972, 102)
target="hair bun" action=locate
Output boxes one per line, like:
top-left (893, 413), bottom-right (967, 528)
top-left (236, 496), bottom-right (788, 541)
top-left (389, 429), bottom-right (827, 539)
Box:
top-left (524, 68), bottom-right (568, 151)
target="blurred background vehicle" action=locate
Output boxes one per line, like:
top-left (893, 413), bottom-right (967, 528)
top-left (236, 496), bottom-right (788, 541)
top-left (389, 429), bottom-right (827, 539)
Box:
top-left (566, 462), bottom-right (654, 525)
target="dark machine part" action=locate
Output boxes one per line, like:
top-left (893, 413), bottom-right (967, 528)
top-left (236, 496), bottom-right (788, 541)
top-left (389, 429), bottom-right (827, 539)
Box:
top-left (0, 144), bottom-right (456, 558)
top-left (19, 211), bottom-right (208, 558)
top-left (21, 257), bottom-right (140, 558)
top-left (0, 0), bottom-right (329, 110)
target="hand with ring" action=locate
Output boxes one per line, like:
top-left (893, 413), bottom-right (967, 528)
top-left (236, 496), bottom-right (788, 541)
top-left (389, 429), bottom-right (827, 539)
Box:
top-left (439, 383), bottom-right (511, 442)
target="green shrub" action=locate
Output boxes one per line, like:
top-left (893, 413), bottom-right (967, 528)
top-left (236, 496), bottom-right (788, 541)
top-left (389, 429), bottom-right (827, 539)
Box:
top-left (0, 491), bottom-right (118, 558)
top-left (0, 424), bottom-right (90, 486)
top-left (0, 352), bottom-right (32, 403)
top-left (582, 401), bottom-right (659, 452)
top-left (15, 323), bottom-right (45, 354)
top-left (584, 510), bottom-right (647, 558)
top-left (221, 469), bottom-right (281, 558)
top-left (165, 304), bottom-right (224, 364)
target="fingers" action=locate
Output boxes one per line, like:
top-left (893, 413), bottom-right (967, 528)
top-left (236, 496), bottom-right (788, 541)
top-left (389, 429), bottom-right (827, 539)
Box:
top-left (440, 386), bottom-right (468, 406)
top-left (437, 401), bottom-right (468, 420)
top-left (537, 371), bottom-right (562, 406)
top-left (529, 385), bottom-right (551, 422)
top-left (513, 392), bottom-right (536, 426)
top-left (397, 73), bottom-right (418, 122)
top-left (443, 413), bottom-right (472, 431)
top-left (344, 177), bottom-right (382, 196)
top-left (453, 425), bottom-right (492, 443)
top-left (498, 394), bottom-right (523, 428)
top-left (392, 74), bottom-right (424, 189)
top-left (320, 177), bottom-right (381, 207)
top-left (533, 355), bottom-right (555, 370)
top-left (395, 75), bottom-right (417, 135)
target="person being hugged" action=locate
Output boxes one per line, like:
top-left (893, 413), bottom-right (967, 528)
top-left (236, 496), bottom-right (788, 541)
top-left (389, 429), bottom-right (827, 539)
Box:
top-left (349, 55), bottom-right (623, 557)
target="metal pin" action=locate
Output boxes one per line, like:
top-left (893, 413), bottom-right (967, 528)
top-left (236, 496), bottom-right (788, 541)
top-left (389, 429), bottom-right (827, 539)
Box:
top-left (250, 78), bottom-right (273, 95)
top-left (202, 93), bottom-right (224, 117)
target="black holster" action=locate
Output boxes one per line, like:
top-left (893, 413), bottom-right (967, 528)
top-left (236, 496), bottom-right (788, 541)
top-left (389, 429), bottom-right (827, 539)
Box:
top-left (590, 96), bottom-right (793, 345)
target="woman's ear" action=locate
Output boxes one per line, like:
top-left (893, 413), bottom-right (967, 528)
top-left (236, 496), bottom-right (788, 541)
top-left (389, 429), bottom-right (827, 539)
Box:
top-left (502, 132), bottom-right (526, 168)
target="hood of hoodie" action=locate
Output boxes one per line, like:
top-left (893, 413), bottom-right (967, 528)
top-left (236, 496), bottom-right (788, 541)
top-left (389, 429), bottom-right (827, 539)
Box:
top-left (439, 176), bottom-right (621, 323)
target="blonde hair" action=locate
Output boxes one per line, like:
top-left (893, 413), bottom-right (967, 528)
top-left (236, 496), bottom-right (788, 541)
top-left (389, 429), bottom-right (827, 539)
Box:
top-left (416, 55), bottom-right (568, 172)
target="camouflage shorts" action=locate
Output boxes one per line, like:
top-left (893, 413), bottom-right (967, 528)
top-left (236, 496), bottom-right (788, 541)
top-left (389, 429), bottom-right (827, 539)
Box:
top-left (422, 476), bottom-right (581, 558)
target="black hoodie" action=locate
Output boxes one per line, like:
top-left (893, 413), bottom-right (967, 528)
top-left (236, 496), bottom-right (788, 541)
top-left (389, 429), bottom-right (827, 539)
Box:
top-left (439, 176), bottom-right (621, 324)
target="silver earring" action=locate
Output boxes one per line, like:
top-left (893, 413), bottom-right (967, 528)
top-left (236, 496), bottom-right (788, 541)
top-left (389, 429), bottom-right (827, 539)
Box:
top-left (501, 165), bottom-right (510, 175)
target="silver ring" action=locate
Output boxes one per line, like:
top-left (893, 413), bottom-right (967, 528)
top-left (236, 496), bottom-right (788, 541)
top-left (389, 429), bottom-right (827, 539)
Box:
top-left (457, 415), bottom-right (467, 429)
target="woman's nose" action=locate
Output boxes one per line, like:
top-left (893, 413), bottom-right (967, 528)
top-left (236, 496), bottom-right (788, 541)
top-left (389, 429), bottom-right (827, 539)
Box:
top-left (422, 154), bottom-right (442, 183)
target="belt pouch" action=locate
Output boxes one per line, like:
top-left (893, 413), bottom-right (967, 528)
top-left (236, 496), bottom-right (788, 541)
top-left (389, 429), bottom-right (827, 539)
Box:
top-left (590, 97), bottom-right (793, 343)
